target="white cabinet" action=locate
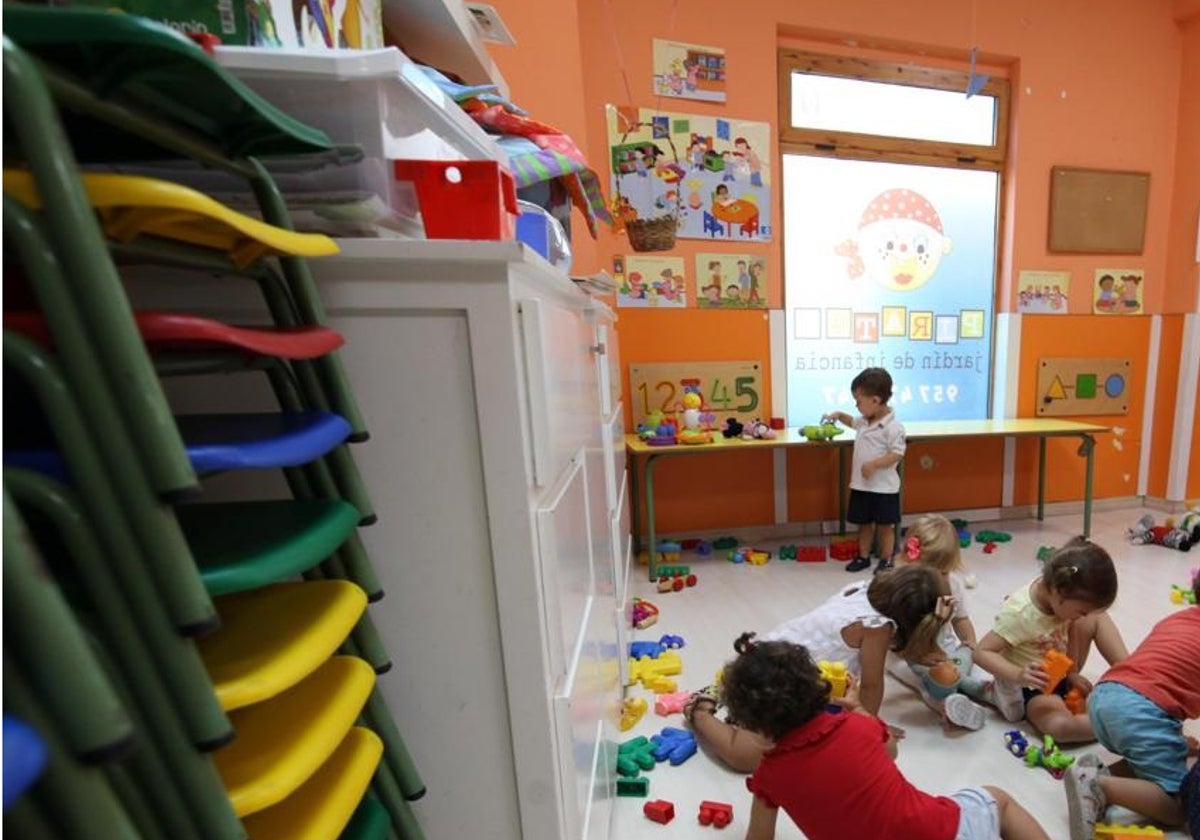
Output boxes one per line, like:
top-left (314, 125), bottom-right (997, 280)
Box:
top-left (302, 240), bottom-right (626, 840)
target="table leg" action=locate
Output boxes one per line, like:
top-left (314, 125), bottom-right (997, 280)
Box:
top-left (838, 447), bottom-right (847, 535)
top-left (646, 453), bottom-right (661, 581)
top-left (1081, 435), bottom-right (1096, 537)
top-left (1037, 436), bottom-right (1047, 522)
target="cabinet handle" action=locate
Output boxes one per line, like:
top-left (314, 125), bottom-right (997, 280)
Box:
top-left (591, 343), bottom-right (606, 355)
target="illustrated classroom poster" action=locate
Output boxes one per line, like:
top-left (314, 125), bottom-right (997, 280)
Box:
top-left (1093, 268), bottom-right (1144, 314)
top-left (652, 39), bottom-right (727, 103)
top-left (612, 255), bottom-right (688, 308)
top-left (694, 253), bottom-right (767, 309)
top-left (1016, 270), bottom-right (1071, 314)
top-left (606, 105), bottom-right (772, 243)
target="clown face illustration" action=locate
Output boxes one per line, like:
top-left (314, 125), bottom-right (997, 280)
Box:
top-left (838, 188), bottom-right (952, 291)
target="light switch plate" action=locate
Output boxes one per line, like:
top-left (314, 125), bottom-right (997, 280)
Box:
top-left (465, 3), bottom-right (516, 46)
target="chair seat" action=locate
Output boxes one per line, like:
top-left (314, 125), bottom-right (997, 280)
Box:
top-left (241, 728), bottom-right (383, 840)
top-left (5, 311), bottom-right (344, 360)
top-left (337, 796), bottom-right (389, 840)
top-left (214, 656), bottom-right (375, 817)
top-left (5, 412), bottom-right (352, 479)
top-left (199, 581), bottom-right (367, 711)
top-left (2, 6), bottom-right (336, 162)
top-left (4, 170), bottom-right (338, 268)
top-left (179, 499), bottom-right (361, 596)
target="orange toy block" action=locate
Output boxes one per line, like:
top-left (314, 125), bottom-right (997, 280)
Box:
top-left (1041, 649), bottom-right (1074, 694)
top-left (1064, 686), bottom-right (1088, 715)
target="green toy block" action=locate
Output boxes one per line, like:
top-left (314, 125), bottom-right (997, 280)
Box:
top-left (778, 545), bottom-right (797, 560)
top-left (1036, 545), bottom-right (1057, 562)
top-left (617, 736), bottom-right (658, 778)
top-left (656, 565), bottom-right (691, 578)
top-left (712, 536), bottom-right (739, 550)
top-left (616, 777), bottom-right (650, 797)
top-left (975, 530), bottom-right (1012, 543)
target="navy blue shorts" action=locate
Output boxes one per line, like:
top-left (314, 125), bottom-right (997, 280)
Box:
top-left (847, 489), bottom-right (901, 525)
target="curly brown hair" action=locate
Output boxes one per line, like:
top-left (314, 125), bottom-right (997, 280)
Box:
top-left (1043, 536), bottom-right (1118, 610)
top-left (721, 633), bottom-right (831, 741)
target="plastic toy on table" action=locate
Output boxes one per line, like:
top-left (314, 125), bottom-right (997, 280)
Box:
top-left (799, 422), bottom-right (844, 441)
top-left (676, 390), bottom-right (714, 445)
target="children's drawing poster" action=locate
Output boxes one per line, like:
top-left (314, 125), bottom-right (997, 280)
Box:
top-left (652, 39), bottom-right (726, 103)
top-left (1017, 270), bottom-right (1070, 314)
top-left (1093, 269), bottom-right (1144, 314)
top-left (695, 254), bottom-right (767, 309)
top-left (606, 105), bottom-right (771, 243)
top-left (612, 255), bottom-right (688, 308)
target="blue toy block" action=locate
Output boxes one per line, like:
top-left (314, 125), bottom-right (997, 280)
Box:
top-left (651, 727), bottom-right (698, 766)
top-left (658, 634), bottom-right (685, 649)
top-left (629, 641), bottom-right (665, 659)
top-left (656, 540), bottom-right (682, 553)
top-left (695, 540), bottom-right (713, 556)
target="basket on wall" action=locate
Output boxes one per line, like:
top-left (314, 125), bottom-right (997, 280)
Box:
top-left (614, 123), bottom-right (681, 253)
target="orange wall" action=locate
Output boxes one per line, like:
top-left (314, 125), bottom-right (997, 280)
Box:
top-left (487, 1), bottom-right (1198, 530)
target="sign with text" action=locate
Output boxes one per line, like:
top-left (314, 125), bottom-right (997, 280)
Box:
top-left (629, 361), bottom-right (762, 430)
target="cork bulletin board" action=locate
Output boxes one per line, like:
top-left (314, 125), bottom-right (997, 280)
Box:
top-left (1048, 167), bottom-right (1150, 254)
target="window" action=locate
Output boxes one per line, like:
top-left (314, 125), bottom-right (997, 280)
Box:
top-left (779, 48), bottom-right (1008, 422)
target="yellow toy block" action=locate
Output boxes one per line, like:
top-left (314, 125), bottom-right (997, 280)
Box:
top-left (627, 651), bottom-right (682, 690)
top-left (619, 697), bottom-right (648, 731)
top-left (746, 551), bottom-right (770, 565)
top-left (818, 661), bottom-right (848, 699)
top-left (1094, 824), bottom-right (1165, 838)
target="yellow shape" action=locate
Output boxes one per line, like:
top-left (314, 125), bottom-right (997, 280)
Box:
top-left (818, 661), bottom-right (848, 699)
top-left (240, 727), bottom-right (383, 840)
top-left (619, 697), bottom-right (648, 731)
top-left (3, 170), bottom-right (338, 268)
top-left (627, 651), bottom-right (682, 689)
top-left (214, 656), bottom-right (375, 817)
top-left (1093, 825), bottom-right (1165, 838)
top-left (199, 581), bottom-right (368, 711)
top-left (1047, 375), bottom-right (1068, 400)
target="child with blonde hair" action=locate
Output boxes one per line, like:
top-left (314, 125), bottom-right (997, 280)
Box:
top-left (890, 514), bottom-right (991, 730)
top-left (723, 636), bottom-right (1052, 840)
top-left (686, 564), bottom-right (952, 772)
top-left (973, 537), bottom-right (1129, 743)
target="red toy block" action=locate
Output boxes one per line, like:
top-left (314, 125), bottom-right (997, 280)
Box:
top-left (829, 538), bottom-right (858, 561)
top-left (698, 800), bottom-right (733, 828)
top-left (983, 541), bottom-right (997, 554)
top-left (796, 545), bottom-right (827, 562)
top-left (644, 799), bottom-right (675, 824)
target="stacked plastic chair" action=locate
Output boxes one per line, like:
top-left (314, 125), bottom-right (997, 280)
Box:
top-left (3, 8), bottom-right (425, 839)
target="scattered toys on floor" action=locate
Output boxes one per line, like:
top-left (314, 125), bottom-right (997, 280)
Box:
top-left (1171, 582), bottom-right (1198, 605)
top-left (951, 518), bottom-right (971, 547)
top-left (632, 598), bottom-right (659, 629)
top-left (651, 726), bottom-right (697, 765)
top-left (616, 777), bottom-right (649, 797)
top-left (975, 530), bottom-right (1012, 545)
top-left (1129, 513), bottom-right (1194, 551)
top-left (728, 547), bottom-right (770, 564)
top-left (1093, 823), bottom-right (1166, 838)
top-left (1004, 730), bottom-right (1074, 778)
top-left (642, 798), bottom-right (675, 824)
top-left (697, 800), bottom-right (733, 828)
top-left (657, 572), bottom-right (698, 592)
top-left (619, 736), bottom-right (659, 778)
top-left (817, 660), bottom-right (848, 699)
top-left (829, 538), bottom-right (858, 561)
top-left (712, 536), bottom-right (739, 550)
top-left (619, 697), bottom-right (649, 731)
top-left (628, 651), bottom-right (682, 693)
top-left (654, 690), bottom-right (693, 716)
top-left (1036, 545), bottom-right (1057, 563)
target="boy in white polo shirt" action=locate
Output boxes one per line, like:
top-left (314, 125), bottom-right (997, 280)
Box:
top-left (823, 367), bottom-right (907, 574)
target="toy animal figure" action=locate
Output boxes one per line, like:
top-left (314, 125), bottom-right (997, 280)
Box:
top-left (741, 418), bottom-right (776, 440)
top-left (721, 418), bottom-right (744, 438)
top-left (800, 422), bottom-right (845, 441)
top-left (1129, 514), bottom-right (1192, 551)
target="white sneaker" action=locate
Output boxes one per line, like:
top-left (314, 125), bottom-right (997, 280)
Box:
top-left (982, 678), bottom-right (1026, 722)
top-left (1064, 753), bottom-right (1109, 840)
top-left (944, 694), bottom-right (986, 731)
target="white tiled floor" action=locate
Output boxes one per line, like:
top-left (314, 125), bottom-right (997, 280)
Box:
top-left (611, 505), bottom-right (1196, 839)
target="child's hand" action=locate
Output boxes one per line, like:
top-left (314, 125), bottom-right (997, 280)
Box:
top-left (1019, 663), bottom-right (1050, 691)
top-left (1066, 673), bottom-right (1093, 696)
top-left (861, 461), bottom-right (877, 480)
top-left (1185, 734), bottom-right (1198, 757)
top-left (832, 673), bottom-right (864, 714)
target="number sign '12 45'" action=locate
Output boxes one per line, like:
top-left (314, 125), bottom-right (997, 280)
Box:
top-left (629, 361), bottom-right (763, 430)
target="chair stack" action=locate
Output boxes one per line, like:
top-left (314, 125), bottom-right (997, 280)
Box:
top-left (3, 8), bottom-right (425, 839)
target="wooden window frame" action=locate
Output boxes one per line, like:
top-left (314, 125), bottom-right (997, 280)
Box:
top-left (777, 48), bottom-right (1009, 172)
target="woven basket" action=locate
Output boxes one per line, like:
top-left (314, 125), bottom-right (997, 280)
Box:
top-left (615, 123), bottom-right (680, 253)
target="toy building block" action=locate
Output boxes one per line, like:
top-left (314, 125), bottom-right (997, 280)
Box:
top-left (629, 651), bottom-right (682, 693)
top-left (982, 541), bottom-right (997, 554)
top-left (795, 545), bottom-right (827, 562)
top-left (1064, 686), bottom-right (1087, 715)
top-left (818, 661), bottom-right (848, 699)
top-left (651, 726), bottom-right (698, 765)
top-left (1036, 545), bottom-right (1058, 562)
top-left (695, 540), bottom-right (713, 556)
top-left (656, 541), bottom-right (682, 553)
top-left (975, 530), bottom-right (1013, 543)
top-left (1024, 734), bottom-right (1074, 779)
top-left (617, 777), bottom-right (649, 797)
top-left (712, 536), bottom-right (739, 550)
top-left (654, 690), bottom-right (693, 717)
top-left (1041, 650), bottom-right (1074, 694)
top-left (632, 598), bottom-right (659, 630)
top-left (658, 634), bottom-right (685, 649)
top-left (1004, 730), bottom-right (1029, 757)
top-left (630, 641), bottom-right (665, 659)
top-left (656, 564), bottom-right (691, 578)
top-left (698, 800), bottom-right (733, 828)
top-left (620, 697), bottom-right (649, 731)
top-left (745, 550), bottom-right (770, 565)
top-left (1170, 583), bottom-right (1198, 605)
top-left (643, 799), bottom-right (675, 824)
top-left (829, 538), bottom-right (859, 561)
top-left (618, 736), bottom-right (659, 777)
top-left (951, 518), bottom-right (971, 548)
top-left (1093, 824), bottom-right (1166, 838)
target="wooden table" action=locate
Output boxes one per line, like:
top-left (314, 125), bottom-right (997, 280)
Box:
top-left (627, 419), bottom-right (1111, 579)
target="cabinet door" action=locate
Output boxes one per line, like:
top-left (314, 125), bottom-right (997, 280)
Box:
top-left (537, 452), bottom-right (594, 681)
top-left (521, 298), bottom-right (599, 488)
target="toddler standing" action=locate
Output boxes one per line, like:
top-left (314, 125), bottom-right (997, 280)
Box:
top-left (722, 636), bottom-right (1052, 840)
top-left (973, 537), bottom-right (1129, 743)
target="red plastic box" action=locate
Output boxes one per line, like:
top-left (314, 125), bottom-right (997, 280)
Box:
top-left (393, 159), bottom-right (518, 240)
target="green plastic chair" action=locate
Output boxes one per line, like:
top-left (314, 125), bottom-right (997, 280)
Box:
top-left (7, 469), bottom-right (246, 839)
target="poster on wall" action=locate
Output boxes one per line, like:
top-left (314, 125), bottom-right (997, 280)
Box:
top-left (1017, 270), bottom-right (1071, 314)
top-left (782, 156), bottom-right (999, 423)
top-left (606, 105), bottom-right (772, 244)
top-left (695, 253), bottom-right (767, 308)
top-left (612, 255), bottom-right (688, 308)
top-left (652, 39), bottom-right (727, 103)
top-left (1092, 268), bottom-right (1144, 314)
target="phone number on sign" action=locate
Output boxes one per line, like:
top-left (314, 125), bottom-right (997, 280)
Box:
top-left (824, 384), bottom-right (960, 406)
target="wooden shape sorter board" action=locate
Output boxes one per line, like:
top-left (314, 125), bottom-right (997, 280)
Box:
top-left (1036, 357), bottom-right (1130, 416)
top-left (629, 361), bottom-right (763, 429)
